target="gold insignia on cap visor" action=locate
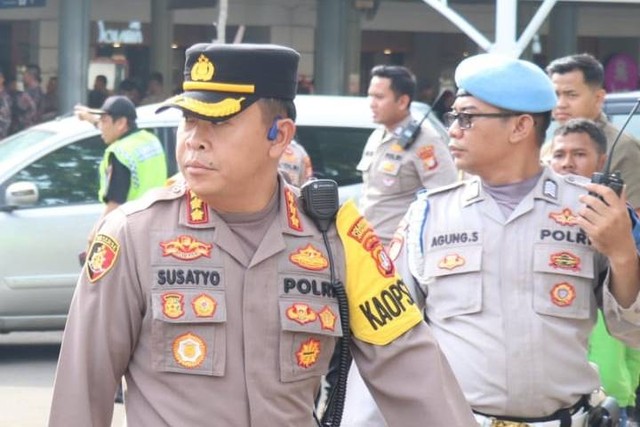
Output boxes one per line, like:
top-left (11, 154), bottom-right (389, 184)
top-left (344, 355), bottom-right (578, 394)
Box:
top-left (165, 95), bottom-right (247, 118)
top-left (185, 54), bottom-right (255, 94)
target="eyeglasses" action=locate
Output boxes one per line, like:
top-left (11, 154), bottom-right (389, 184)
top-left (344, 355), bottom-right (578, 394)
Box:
top-left (443, 111), bottom-right (520, 130)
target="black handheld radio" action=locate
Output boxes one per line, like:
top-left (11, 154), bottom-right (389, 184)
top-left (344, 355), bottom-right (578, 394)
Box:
top-left (395, 90), bottom-right (447, 149)
top-left (299, 179), bottom-right (350, 427)
top-left (590, 98), bottom-right (640, 199)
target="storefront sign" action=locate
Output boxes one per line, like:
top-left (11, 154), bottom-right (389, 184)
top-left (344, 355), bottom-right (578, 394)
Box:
top-left (0, 0), bottom-right (45, 8)
top-left (97, 21), bottom-right (143, 45)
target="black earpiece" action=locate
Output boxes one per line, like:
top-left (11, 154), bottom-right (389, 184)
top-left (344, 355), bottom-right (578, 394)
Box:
top-left (267, 116), bottom-right (281, 141)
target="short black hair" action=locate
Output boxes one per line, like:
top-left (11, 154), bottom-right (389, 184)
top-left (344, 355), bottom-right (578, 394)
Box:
top-left (553, 118), bottom-right (607, 155)
top-left (545, 53), bottom-right (604, 88)
top-left (370, 65), bottom-right (416, 102)
top-left (26, 64), bottom-right (41, 82)
top-left (259, 98), bottom-right (296, 123)
top-left (149, 71), bottom-right (163, 85)
top-left (96, 75), bottom-right (107, 85)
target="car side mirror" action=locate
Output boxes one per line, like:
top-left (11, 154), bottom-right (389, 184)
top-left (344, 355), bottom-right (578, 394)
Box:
top-left (4, 181), bottom-right (39, 209)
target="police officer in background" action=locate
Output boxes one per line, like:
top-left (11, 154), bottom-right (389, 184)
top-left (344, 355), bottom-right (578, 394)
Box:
top-left (343, 54), bottom-right (640, 427)
top-left (278, 139), bottom-right (313, 186)
top-left (48, 43), bottom-right (475, 427)
top-left (75, 95), bottom-right (168, 244)
top-left (357, 65), bottom-right (456, 247)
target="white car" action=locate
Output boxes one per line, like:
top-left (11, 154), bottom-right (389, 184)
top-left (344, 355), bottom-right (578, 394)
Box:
top-left (0, 95), bottom-right (446, 333)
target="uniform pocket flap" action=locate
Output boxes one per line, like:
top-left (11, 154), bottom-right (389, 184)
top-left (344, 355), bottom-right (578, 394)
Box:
top-left (533, 243), bottom-right (594, 279)
top-left (279, 298), bottom-right (342, 337)
top-left (152, 290), bottom-right (226, 323)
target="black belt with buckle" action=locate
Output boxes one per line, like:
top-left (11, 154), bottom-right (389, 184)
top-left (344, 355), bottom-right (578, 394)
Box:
top-left (474, 395), bottom-right (590, 427)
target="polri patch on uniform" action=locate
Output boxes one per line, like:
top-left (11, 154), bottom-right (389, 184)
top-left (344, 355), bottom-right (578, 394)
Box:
top-left (186, 190), bottom-right (209, 224)
top-left (160, 235), bottom-right (212, 260)
top-left (438, 254), bottom-right (465, 270)
top-left (296, 338), bottom-right (321, 368)
top-left (286, 303), bottom-right (318, 325)
top-left (550, 282), bottom-right (576, 307)
top-left (318, 306), bottom-right (337, 331)
top-left (289, 244), bottom-right (328, 271)
top-left (285, 187), bottom-right (303, 231)
top-left (192, 293), bottom-right (217, 317)
top-left (549, 251), bottom-right (581, 271)
top-left (549, 208), bottom-right (578, 226)
top-left (416, 145), bottom-right (438, 170)
top-left (86, 234), bottom-right (120, 283)
top-left (162, 292), bottom-right (185, 319)
top-left (173, 332), bottom-right (207, 369)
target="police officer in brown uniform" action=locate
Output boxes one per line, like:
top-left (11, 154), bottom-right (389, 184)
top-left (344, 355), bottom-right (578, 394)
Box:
top-left (48, 43), bottom-right (475, 427)
top-left (344, 54), bottom-right (640, 427)
top-left (357, 65), bottom-right (457, 246)
top-left (278, 139), bottom-right (313, 187)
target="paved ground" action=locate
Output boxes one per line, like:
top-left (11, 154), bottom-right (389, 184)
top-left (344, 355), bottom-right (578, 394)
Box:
top-left (0, 331), bottom-right (125, 427)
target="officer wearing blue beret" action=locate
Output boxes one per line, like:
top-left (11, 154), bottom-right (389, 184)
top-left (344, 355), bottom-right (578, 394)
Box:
top-left (343, 53), bottom-right (640, 427)
top-left (49, 43), bottom-right (476, 426)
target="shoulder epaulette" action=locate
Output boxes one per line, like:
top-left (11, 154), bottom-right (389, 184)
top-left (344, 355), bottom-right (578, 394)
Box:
top-left (423, 179), bottom-right (468, 198)
top-left (562, 173), bottom-right (590, 189)
top-left (120, 184), bottom-right (185, 216)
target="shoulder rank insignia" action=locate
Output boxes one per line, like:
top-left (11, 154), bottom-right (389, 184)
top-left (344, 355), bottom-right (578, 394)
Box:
top-left (550, 282), bottom-right (576, 307)
top-left (549, 208), bottom-right (578, 226)
top-left (186, 190), bottom-right (209, 224)
top-left (286, 303), bottom-right (318, 325)
top-left (86, 234), bottom-right (120, 283)
top-left (173, 332), bottom-right (206, 369)
top-left (296, 338), bottom-right (321, 368)
top-left (160, 235), bottom-right (212, 260)
top-left (543, 178), bottom-right (558, 199)
top-left (162, 292), bottom-right (185, 319)
top-left (289, 244), bottom-right (328, 271)
top-left (285, 187), bottom-right (303, 231)
top-left (192, 294), bottom-right (217, 318)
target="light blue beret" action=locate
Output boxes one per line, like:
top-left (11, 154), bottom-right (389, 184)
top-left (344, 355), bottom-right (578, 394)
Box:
top-left (454, 53), bottom-right (557, 113)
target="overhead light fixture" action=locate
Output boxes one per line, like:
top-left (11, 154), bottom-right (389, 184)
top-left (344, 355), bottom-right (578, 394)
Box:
top-left (383, 49), bottom-right (392, 55)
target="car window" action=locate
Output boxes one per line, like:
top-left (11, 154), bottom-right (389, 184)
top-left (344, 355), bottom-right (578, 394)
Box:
top-left (146, 126), bottom-right (179, 176)
top-left (6, 135), bottom-right (104, 207)
top-left (295, 126), bottom-right (368, 186)
top-left (0, 129), bottom-right (55, 170)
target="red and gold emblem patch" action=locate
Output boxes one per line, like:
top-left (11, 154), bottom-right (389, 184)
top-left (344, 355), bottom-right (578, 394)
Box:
top-left (191, 294), bottom-right (217, 318)
top-left (318, 306), bottom-right (337, 331)
top-left (286, 303), bottom-right (318, 325)
top-left (417, 145), bottom-right (438, 170)
top-left (173, 332), bottom-right (206, 368)
top-left (347, 216), bottom-right (395, 277)
top-left (438, 254), bottom-right (465, 270)
top-left (549, 208), bottom-right (578, 226)
top-left (550, 282), bottom-right (576, 307)
top-left (549, 251), bottom-right (581, 271)
top-left (296, 338), bottom-right (321, 368)
top-left (285, 187), bottom-right (303, 232)
top-left (289, 244), bottom-right (329, 271)
top-left (162, 292), bottom-right (185, 319)
top-left (186, 190), bottom-right (209, 224)
top-left (160, 235), bottom-right (212, 261)
top-left (86, 234), bottom-right (120, 283)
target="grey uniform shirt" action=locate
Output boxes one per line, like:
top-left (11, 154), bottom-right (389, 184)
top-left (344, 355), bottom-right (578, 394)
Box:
top-left (48, 177), bottom-right (476, 427)
top-left (357, 115), bottom-right (457, 245)
top-left (397, 166), bottom-right (640, 417)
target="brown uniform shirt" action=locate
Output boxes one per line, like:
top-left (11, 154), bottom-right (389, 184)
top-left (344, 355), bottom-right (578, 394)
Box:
top-left (357, 115), bottom-right (457, 245)
top-left (596, 112), bottom-right (640, 209)
top-left (48, 178), bottom-right (475, 427)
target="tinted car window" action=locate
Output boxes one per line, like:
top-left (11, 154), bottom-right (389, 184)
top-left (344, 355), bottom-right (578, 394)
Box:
top-left (7, 135), bottom-right (104, 207)
top-left (295, 126), bottom-right (369, 186)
